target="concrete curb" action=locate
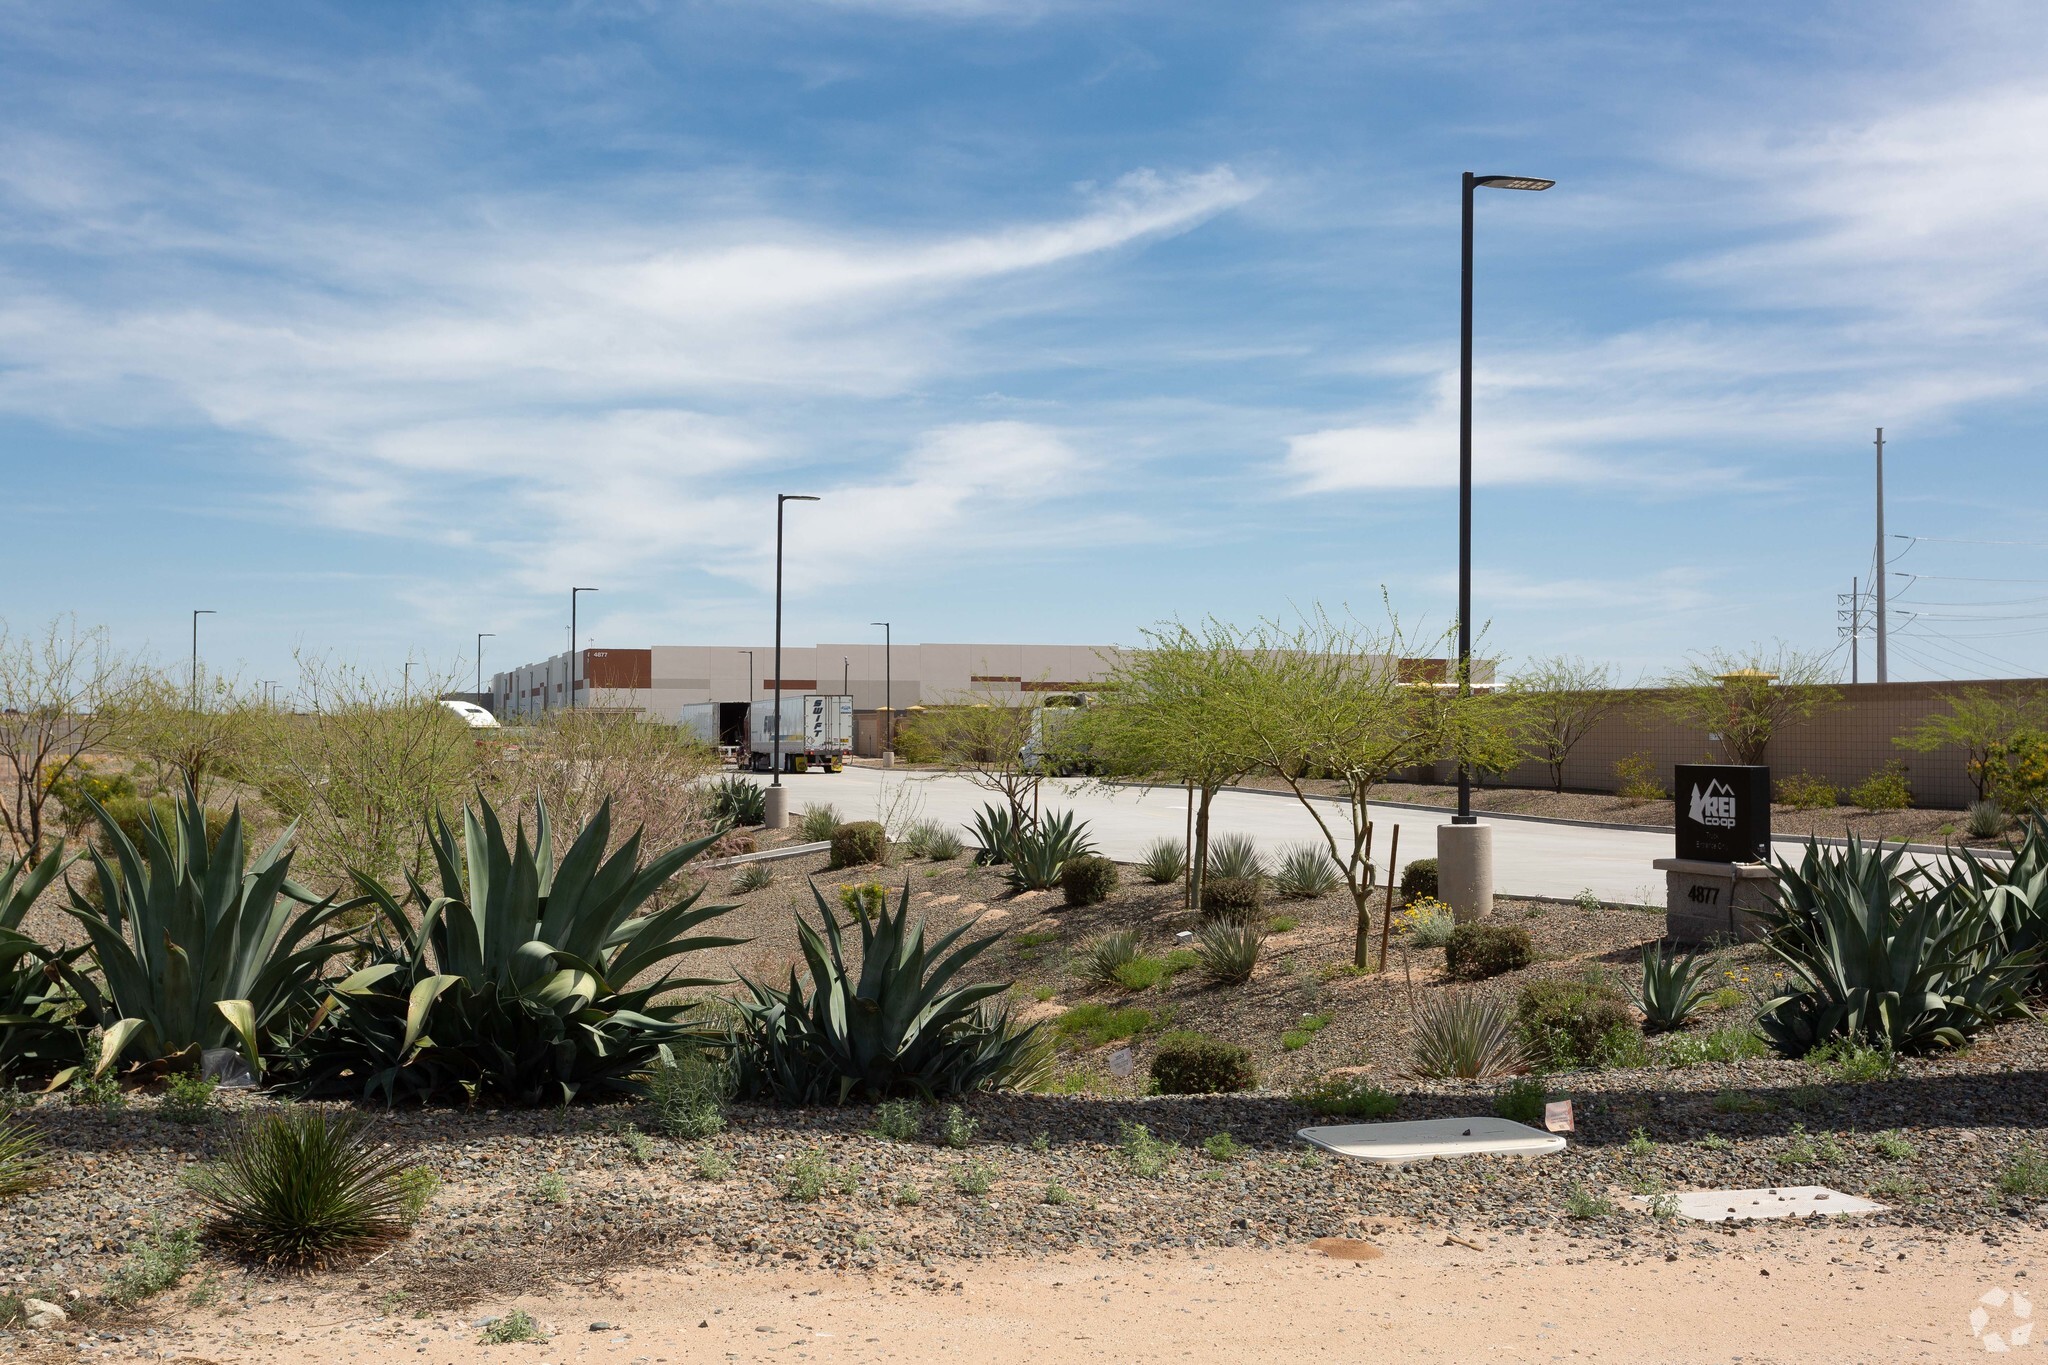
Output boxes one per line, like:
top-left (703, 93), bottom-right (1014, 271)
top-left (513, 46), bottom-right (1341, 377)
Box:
top-left (701, 840), bottom-right (830, 869)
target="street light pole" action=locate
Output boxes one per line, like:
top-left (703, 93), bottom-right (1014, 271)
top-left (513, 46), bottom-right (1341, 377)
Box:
top-left (843, 656), bottom-right (849, 695)
top-left (870, 621), bottom-right (893, 759)
top-left (1455, 170), bottom-right (1553, 825)
top-left (570, 587), bottom-right (598, 709)
top-left (476, 632), bottom-right (495, 701)
top-left (190, 609), bottom-right (215, 709)
top-left (770, 495), bottom-right (821, 823)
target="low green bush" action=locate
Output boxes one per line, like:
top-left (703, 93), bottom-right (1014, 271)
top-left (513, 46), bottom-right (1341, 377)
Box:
top-left (1444, 923), bottom-right (1533, 980)
top-left (648, 1050), bottom-right (728, 1139)
top-left (1060, 854), bottom-right (1119, 908)
top-left (1399, 858), bottom-right (1439, 901)
top-left (1849, 762), bottom-right (1911, 812)
top-left (828, 821), bottom-right (888, 869)
top-left (837, 881), bottom-right (887, 920)
top-left (1150, 1034), bottom-right (1256, 1095)
top-left (1294, 1074), bottom-right (1398, 1118)
top-left (1199, 875), bottom-right (1263, 922)
top-left (159, 1073), bottom-right (218, 1125)
top-left (1053, 1004), bottom-right (1157, 1048)
top-left (1515, 976), bottom-right (1640, 1070)
top-left (1654, 1024), bottom-right (1769, 1066)
top-left (1492, 1076), bottom-right (1548, 1125)
top-left (1775, 772), bottom-right (1837, 810)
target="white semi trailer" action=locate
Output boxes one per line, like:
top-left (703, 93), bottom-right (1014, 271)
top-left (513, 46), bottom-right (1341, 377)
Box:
top-left (746, 694), bottom-right (852, 773)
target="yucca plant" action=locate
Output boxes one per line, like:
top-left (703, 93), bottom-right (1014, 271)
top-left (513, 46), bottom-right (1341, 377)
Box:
top-left (185, 1108), bottom-right (412, 1266)
top-left (1, 846), bottom-right (86, 1083)
top-left (1205, 833), bottom-right (1266, 884)
top-left (61, 787), bottom-right (349, 1078)
top-left (925, 828), bottom-right (965, 861)
top-left (969, 803), bottom-right (1017, 866)
top-left (292, 793), bottom-right (746, 1106)
top-left (1633, 942), bottom-right (1715, 1033)
top-left (1138, 837), bottom-right (1185, 885)
top-left (706, 776), bottom-right (766, 828)
top-left (1410, 992), bottom-right (1527, 1079)
top-left (730, 881), bottom-right (1048, 1103)
top-left (1272, 842), bottom-right (1341, 899)
top-left (1759, 837), bottom-right (2034, 1056)
top-left (798, 804), bottom-right (842, 842)
top-left (1077, 930), bottom-right (1141, 989)
top-left (0, 1115), bottom-right (47, 1199)
top-left (1195, 920), bottom-right (1264, 985)
top-left (1006, 809), bottom-right (1094, 891)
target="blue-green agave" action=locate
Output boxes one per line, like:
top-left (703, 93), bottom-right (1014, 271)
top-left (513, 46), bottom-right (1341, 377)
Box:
top-left (293, 793), bottom-right (745, 1106)
top-left (0, 846), bottom-right (84, 1083)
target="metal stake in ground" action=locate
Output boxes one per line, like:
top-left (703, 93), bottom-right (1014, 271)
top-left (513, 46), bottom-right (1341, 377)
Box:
top-left (1378, 824), bottom-right (1401, 973)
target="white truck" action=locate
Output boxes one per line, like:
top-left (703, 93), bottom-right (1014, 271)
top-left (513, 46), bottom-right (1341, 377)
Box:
top-left (678, 701), bottom-right (747, 765)
top-left (746, 693), bottom-right (852, 773)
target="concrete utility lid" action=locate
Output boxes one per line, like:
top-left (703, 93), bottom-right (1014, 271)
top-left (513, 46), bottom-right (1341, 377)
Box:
top-left (1636, 1186), bottom-right (1887, 1223)
top-left (1298, 1117), bottom-right (1566, 1164)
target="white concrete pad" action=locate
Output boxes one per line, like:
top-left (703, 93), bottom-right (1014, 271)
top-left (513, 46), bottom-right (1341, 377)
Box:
top-left (1637, 1186), bottom-right (1887, 1223)
top-left (1298, 1116), bottom-right (1566, 1164)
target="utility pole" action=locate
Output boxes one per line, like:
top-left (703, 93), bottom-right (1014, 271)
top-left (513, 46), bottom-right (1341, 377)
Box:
top-left (1850, 577), bottom-right (1859, 685)
top-left (570, 587), bottom-right (598, 709)
top-left (1874, 428), bottom-right (1888, 683)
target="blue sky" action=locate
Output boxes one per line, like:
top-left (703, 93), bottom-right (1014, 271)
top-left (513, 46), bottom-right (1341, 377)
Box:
top-left (4, 0), bottom-right (2047, 689)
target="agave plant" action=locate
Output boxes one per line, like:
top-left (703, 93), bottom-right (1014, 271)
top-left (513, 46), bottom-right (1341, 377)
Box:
top-left (1632, 942), bottom-right (1715, 1033)
top-left (1759, 837), bottom-right (2035, 1056)
top-left (1950, 813), bottom-right (2048, 981)
top-left (706, 775), bottom-right (766, 828)
top-left (292, 793), bottom-right (746, 1106)
top-left (61, 788), bottom-right (349, 1077)
top-left (1410, 992), bottom-right (1526, 1079)
top-left (0, 1115), bottom-right (47, 1199)
top-left (969, 803), bottom-right (1017, 866)
top-left (730, 881), bottom-right (1049, 1103)
top-left (185, 1107), bottom-right (413, 1266)
top-left (1, 846), bottom-right (85, 1083)
top-left (1005, 809), bottom-right (1094, 891)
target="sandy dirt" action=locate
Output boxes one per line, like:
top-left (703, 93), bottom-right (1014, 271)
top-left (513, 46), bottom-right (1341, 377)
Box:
top-left (93, 1224), bottom-right (2044, 1365)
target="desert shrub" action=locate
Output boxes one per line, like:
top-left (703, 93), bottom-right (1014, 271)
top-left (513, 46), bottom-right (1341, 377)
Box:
top-left (828, 821), bottom-right (888, 869)
top-left (1493, 1076), bottom-right (1549, 1125)
top-left (648, 1049), bottom-right (728, 1139)
top-left (899, 819), bottom-right (940, 857)
top-left (1138, 837), bottom-right (1185, 884)
top-left (940, 1103), bottom-right (978, 1148)
top-left (1202, 1131), bottom-right (1247, 1162)
top-left (1112, 956), bottom-right (1171, 991)
top-left (732, 861), bottom-right (775, 893)
top-left (1805, 1036), bottom-right (1899, 1082)
top-left (925, 827), bottom-right (965, 861)
top-left (1295, 1074), bottom-right (1398, 1118)
top-left (1195, 920), bottom-right (1264, 984)
top-left (0, 1116), bottom-right (46, 1198)
top-left (1655, 1024), bottom-right (1769, 1066)
top-left (1051, 1003), bottom-right (1156, 1048)
top-left (784, 1148), bottom-right (852, 1201)
top-left (159, 1073), bottom-right (218, 1125)
top-left (479, 1310), bottom-right (546, 1345)
top-left (1206, 833), bottom-right (1266, 883)
top-left (1060, 854), bottom-right (1119, 908)
top-left (1515, 976), bottom-right (1640, 1070)
top-left (1614, 752), bottom-right (1667, 801)
top-left (1983, 732), bottom-right (2048, 812)
top-left (45, 766), bottom-right (138, 829)
top-left (1967, 800), bottom-right (2008, 839)
top-left (1199, 875), bottom-right (1264, 922)
top-left (1776, 772), bottom-right (1837, 810)
top-left (1849, 762), bottom-right (1911, 812)
top-left (2000, 1147), bottom-right (2048, 1198)
top-left (1399, 858), bottom-right (1439, 901)
top-left (1397, 896), bottom-right (1456, 947)
top-left (872, 1098), bottom-right (921, 1140)
top-left (837, 881), bottom-right (887, 920)
top-left (393, 1166), bottom-right (439, 1224)
top-left (1150, 1034), bottom-right (1256, 1094)
top-left (1077, 931), bottom-right (1141, 989)
top-left (1444, 923), bottom-right (1534, 980)
top-left (1410, 992), bottom-right (1526, 1079)
top-left (185, 1108), bottom-right (412, 1267)
top-left (707, 775), bottom-right (767, 827)
top-left (104, 1220), bottom-right (199, 1305)
top-left (799, 804), bottom-right (843, 842)
top-left (1117, 1121), bottom-right (1179, 1176)
top-left (1272, 842), bottom-right (1342, 899)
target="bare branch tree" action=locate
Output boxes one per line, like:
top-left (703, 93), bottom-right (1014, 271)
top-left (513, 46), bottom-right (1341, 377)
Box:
top-left (0, 616), bottom-right (137, 860)
top-left (1507, 655), bottom-right (1617, 793)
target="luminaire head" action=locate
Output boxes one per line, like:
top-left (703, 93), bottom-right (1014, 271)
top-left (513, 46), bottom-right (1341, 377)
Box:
top-left (1473, 175), bottom-right (1555, 191)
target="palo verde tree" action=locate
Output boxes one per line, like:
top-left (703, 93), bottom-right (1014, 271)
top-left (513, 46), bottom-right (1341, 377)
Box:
top-left (1660, 645), bottom-right (1840, 767)
top-left (1894, 687), bottom-right (2048, 803)
top-left (1508, 655), bottom-right (1619, 792)
top-left (904, 682), bottom-right (1042, 828)
top-left (1229, 605), bottom-right (1503, 969)
top-left (1062, 620), bottom-right (1261, 908)
top-left (0, 616), bottom-right (138, 860)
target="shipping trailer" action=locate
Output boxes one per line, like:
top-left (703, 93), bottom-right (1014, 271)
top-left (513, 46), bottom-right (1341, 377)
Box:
top-left (747, 694), bottom-right (852, 773)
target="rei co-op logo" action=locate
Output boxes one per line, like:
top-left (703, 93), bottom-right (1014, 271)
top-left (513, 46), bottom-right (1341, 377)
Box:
top-left (1687, 778), bottom-right (1738, 829)
top-left (1971, 1286), bottom-right (2034, 1352)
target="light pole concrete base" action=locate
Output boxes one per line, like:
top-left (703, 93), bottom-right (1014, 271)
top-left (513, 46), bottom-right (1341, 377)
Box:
top-left (881, 751), bottom-right (895, 769)
top-left (764, 784), bottom-right (790, 830)
top-left (1436, 822), bottom-right (1494, 923)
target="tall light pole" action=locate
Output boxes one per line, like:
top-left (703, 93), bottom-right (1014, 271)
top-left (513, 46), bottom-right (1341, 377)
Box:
top-left (1874, 428), bottom-right (1888, 684)
top-left (843, 655), bottom-right (849, 695)
top-left (190, 609), bottom-right (215, 709)
top-left (1455, 170), bottom-right (1553, 825)
top-left (570, 587), bottom-right (598, 709)
top-left (871, 621), bottom-right (893, 759)
top-left (476, 632), bottom-right (495, 701)
top-left (770, 495), bottom-right (820, 825)
top-left (736, 649), bottom-right (755, 755)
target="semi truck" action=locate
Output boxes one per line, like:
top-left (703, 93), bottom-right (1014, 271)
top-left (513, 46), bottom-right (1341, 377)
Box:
top-left (678, 701), bottom-right (749, 764)
top-left (745, 693), bottom-right (852, 773)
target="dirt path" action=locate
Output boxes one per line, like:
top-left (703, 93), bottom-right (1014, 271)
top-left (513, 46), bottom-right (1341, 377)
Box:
top-left (100, 1224), bottom-right (2043, 1364)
